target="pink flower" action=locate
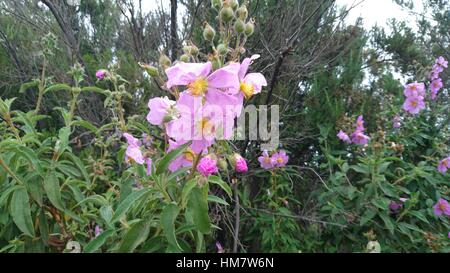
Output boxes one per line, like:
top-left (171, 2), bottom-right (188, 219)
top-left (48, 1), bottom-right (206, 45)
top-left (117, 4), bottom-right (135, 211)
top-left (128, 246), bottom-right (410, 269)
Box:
top-left (96, 70), bottom-right (106, 80)
top-left (337, 130), bottom-right (351, 144)
top-left (433, 198), bottom-right (450, 216)
top-left (165, 61), bottom-right (240, 96)
top-left (389, 201), bottom-right (402, 212)
top-left (237, 55), bottom-right (267, 100)
top-left (393, 115), bottom-right (401, 129)
top-left (147, 96), bottom-right (176, 126)
top-left (94, 225), bottom-right (103, 237)
top-left (436, 56), bottom-right (448, 68)
top-left (438, 157), bottom-right (450, 174)
top-left (404, 82), bottom-right (425, 98)
top-left (271, 150), bottom-right (289, 168)
top-left (430, 78), bottom-right (443, 100)
top-left (350, 131), bottom-right (370, 145)
top-left (167, 140), bottom-right (195, 172)
top-left (355, 115), bottom-right (365, 132)
top-left (216, 242), bottom-right (225, 253)
top-left (258, 150), bottom-right (275, 170)
top-left (197, 156), bottom-right (219, 177)
top-left (123, 133), bottom-right (145, 164)
top-left (403, 96), bottom-right (425, 115)
top-left (234, 154), bottom-right (248, 173)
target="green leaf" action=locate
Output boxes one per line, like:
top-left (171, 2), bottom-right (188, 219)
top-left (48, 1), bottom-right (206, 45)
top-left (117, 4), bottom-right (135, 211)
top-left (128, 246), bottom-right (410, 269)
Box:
top-left (43, 172), bottom-right (65, 211)
top-left (71, 119), bottom-right (98, 134)
top-left (43, 84), bottom-right (72, 94)
top-left (19, 81), bottom-right (39, 94)
top-left (160, 203), bottom-right (182, 251)
top-left (10, 187), bottom-right (35, 237)
top-left (84, 230), bottom-right (115, 253)
top-left (181, 179), bottom-right (197, 209)
top-left (188, 187), bottom-right (211, 234)
top-left (55, 127), bottom-right (71, 154)
top-left (156, 141), bottom-right (191, 175)
top-left (359, 209), bottom-right (377, 226)
top-left (208, 175), bottom-right (232, 197)
top-left (207, 195), bottom-right (229, 206)
top-left (379, 213), bottom-right (395, 234)
top-left (81, 86), bottom-right (107, 94)
top-left (118, 220), bottom-right (151, 253)
top-left (110, 189), bottom-right (150, 224)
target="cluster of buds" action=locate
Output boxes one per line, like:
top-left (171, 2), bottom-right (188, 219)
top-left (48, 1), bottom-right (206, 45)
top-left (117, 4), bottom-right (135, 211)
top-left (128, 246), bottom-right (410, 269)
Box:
top-left (204, 0), bottom-right (256, 65)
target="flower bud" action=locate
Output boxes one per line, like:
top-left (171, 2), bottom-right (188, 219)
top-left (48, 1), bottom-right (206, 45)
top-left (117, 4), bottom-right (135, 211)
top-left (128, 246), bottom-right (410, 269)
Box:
top-left (220, 7), bottom-right (234, 23)
top-left (138, 62), bottom-right (159, 77)
top-left (211, 0), bottom-right (222, 10)
top-left (182, 45), bottom-right (192, 54)
top-left (190, 44), bottom-right (199, 55)
top-left (159, 53), bottom-right (172, 70)
top-left (229, 0), bottom-right (239, 10)
top-left (236, 5), bottom-right (248, 20)
top-left (217, 43), bottom-right (228, 56)
top-left (244, 21), bottom-right (255, 37)
top-left (217, 159), bottom-right (228, 171)
top-left (180, 54), bottom-right (190, 62)
top-left (203, 23), bottom-right (216, 41)
top-left (234, 19), bottom-right (245, 34)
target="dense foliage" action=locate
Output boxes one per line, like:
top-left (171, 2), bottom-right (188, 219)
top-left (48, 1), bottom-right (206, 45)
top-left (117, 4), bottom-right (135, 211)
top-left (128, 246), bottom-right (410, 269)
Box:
top-left (0, 0), bottom-right (449, 253)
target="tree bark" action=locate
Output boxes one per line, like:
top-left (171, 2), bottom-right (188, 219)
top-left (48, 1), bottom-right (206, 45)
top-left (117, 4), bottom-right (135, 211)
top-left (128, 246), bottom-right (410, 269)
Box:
top-left (170, 0), bottom-right (179, 60)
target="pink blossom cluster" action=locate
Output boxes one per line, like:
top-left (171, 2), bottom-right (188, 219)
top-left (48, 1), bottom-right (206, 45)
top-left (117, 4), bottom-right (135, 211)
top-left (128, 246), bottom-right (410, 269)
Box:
top-left (258, 150), bottom-right (289, 170)
top-left (147, 55), bottom-right (266, 174)
top-left (429, 56), bottom-right (448, 99)
top-left (337, 115), bottom-right (370, 145)
top-left (402, 56), bottom-right (447, 114)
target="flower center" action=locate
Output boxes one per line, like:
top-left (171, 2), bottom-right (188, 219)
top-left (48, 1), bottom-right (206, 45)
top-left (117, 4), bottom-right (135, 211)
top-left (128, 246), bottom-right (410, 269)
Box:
top-left (411, 100), bottom-right (418, 107)
top-left (277, 157), bottom-right (284, 164)
top-left (188, 77), bottom-right (208, 96)
top-left (240, 81), bottom-right (255, 99)
top-left (264, 157), bottom-right (271, 164)
top-left (200, 118), bottom-right (215, 137)
top-left (440, 203), bottom-right (447, 211)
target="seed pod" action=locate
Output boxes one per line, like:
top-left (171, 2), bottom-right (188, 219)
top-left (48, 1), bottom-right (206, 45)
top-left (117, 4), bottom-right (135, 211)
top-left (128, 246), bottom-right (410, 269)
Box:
top-left (159, 53), bottom-right (172, 69)
top-left (234, 19), bottom-right (245, 34)
top-left (138, 63), bottom-right (159, 77)
top-left (217, 159), bottom-right (228, 171)
top-left (203, 23), bottom-right (216, 41)
top-left (229, 0), bottom-right (239, 10)
top-left (236, 5), bottom-right (248, 20)
top-left (182, 45), bottom-right (192, 54)
top-left (217, 43), bottom-right (228, 55)
top-left (190, 44), bottom-right (199, 55)
top-left (244, 21), bottom-right (255, 37)
top-left (211, 0), bottom-right (222, 10)
top-left (220, 7), bottom-right (234, 23)
top-left (180, 54), bottom-right (190, 62)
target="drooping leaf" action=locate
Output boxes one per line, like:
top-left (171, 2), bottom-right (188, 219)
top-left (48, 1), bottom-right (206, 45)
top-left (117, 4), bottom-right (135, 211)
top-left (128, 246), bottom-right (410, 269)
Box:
top-left (10, 187), bottom-right (35, 237)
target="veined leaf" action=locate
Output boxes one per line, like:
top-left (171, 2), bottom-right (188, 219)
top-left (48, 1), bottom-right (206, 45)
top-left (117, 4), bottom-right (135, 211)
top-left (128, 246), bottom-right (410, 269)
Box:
top-left (188, 187), bottom-right (211, 234)
top-left (10, 187), bottom-right (35, 237)
top-left (84, 230), bottom-right (115, 253)
top-left (44, 172), bottom-right (65, 211)
top-left (110, 189), bottom-right (150, 224)
top-left (160, 203), bottom-right (182, 251)
top-left (118, 220), bottom-right (151, 253)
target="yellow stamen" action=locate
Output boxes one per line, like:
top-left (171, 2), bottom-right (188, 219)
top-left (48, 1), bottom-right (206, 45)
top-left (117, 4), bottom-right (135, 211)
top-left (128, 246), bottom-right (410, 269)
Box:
top-left (240, 81), bottom-right (255, 99)
top-left (264, 157), bottom-right (271, 164)
top-left (188, 77), bottom-right (208, 96)
top-left (411, 101), bottom-right (418, 107)
top-left (277, 157), bottom-right (284, 164)
top-left (199, 118), bottom-right (215, 137)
